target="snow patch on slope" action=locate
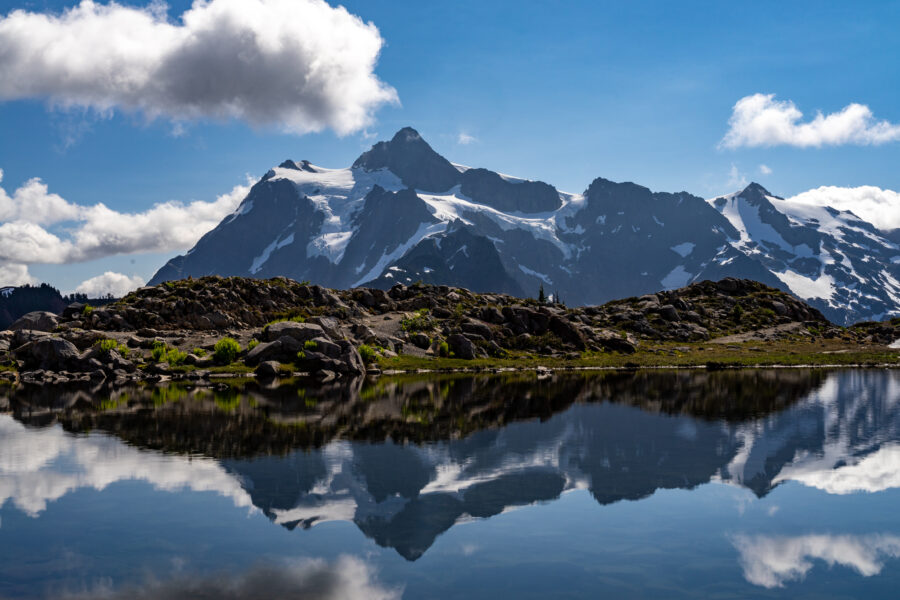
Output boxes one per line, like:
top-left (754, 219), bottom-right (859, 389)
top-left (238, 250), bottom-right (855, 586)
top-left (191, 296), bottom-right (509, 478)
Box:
top-left (671, 242), bottom-right (695, 257)
top-left (661, 265), bottom-right (692, 288)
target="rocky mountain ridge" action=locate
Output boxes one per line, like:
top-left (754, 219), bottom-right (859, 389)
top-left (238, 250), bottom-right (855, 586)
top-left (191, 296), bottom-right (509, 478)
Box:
top-left (149, 127), bottom-right (900, 325)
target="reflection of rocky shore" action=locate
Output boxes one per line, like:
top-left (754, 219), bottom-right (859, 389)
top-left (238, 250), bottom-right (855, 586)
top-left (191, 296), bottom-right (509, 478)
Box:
top-left (3, 370), bottom-right (900, 561)
top-left (3, 369), bottom-right (826, 457)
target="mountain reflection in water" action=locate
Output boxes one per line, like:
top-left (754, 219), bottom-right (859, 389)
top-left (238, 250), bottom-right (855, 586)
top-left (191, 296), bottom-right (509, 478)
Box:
top-left (3, 369), bottom-right (900, 565)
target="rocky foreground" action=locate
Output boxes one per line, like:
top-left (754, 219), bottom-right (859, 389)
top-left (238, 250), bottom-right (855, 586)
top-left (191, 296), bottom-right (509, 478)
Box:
top-left (0, 276), bottom-right (897, 386)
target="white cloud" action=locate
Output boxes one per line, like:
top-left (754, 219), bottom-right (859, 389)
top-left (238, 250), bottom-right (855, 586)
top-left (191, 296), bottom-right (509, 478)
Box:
top-left (0, 168), bottom-right (81, 224)
top-left (75, 271), bottom-right (145, 297)
top-left (0, 176), bottom-right (250, 265)
top-left (773, 444), bottom-right (900, 494)
top-left (0, 0), bottom-right (398, 136)
top-left (0, 263), bottom-right (34, 287)
top-left (759, 164), bottom-right (772, 175)
top-left (726, 163), bottom-right (748, 189)
top-left (786, 185), bottom-right (900, 231)
top-left (457, 132), bottom-right (477, 145)
top-left (732, 533), bottom-right (900, 588)
top-left (721, 94), bottom-right (900, 148)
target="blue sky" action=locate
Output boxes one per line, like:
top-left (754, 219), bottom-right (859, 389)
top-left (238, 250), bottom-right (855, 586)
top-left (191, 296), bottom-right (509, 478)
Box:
top-left (1, 0), bottom-right (900, 292)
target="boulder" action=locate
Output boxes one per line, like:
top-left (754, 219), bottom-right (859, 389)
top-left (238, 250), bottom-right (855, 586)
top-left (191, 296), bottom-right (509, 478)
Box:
top-left (411, 333), bottom-right (431, 349)
top-left (264, 321), bottom-right (325, 343)
top-left (658, 305), bottom-right (681, 322)
top-left (447, 333), bottom-right (476, 360)
top-left (461, 321), bottom-right (492, 339)
top-left (548, 316), bottom-right (585, 350)
top-left (244, 340), bottom-right (285, 366)
top-left (13, 338), bottom-right (81, 371)
top-left (307, 316), bottom-right (342, 339)
top-left (9, 311), bottom-right (58, 332)
top-left (255, 361), bottom-right (281, 379)
top-left (310, 336), bottom-right (341, 359)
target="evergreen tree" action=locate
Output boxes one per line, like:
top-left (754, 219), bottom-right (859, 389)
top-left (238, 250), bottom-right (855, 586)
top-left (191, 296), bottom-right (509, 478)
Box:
top-left (538, 284), bottom-right (546, 304)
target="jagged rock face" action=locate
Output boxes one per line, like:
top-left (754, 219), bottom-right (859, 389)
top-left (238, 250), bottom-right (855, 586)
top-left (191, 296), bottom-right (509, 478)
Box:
top-left (459, 168), bottom-right (561, 213)
top-left (709, 183), bottom-right (900, 325)
top-left (352, 127), bottom-right (460, 193)
top-left (149, 129), bottom-right (900, 325)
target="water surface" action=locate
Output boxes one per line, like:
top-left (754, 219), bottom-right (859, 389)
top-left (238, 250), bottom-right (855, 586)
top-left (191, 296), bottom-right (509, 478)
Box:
top-left (2, 369), bottom-right (900, 598)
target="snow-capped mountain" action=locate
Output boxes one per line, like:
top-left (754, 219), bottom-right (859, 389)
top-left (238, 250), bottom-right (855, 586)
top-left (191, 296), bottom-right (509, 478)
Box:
top-left (150, 127), bottom-right (900, 325)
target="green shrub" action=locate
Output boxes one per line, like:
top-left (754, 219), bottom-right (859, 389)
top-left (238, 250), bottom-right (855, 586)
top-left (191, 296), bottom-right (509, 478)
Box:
top-left (304, 339), bottom-right (318, 350)
top-left (730, 304), bottom-right (744, 322)
top-left (246, 339), bottom-right (259, 351)
top-left (82, 304), bottom-right (94, 317)
top-left (166, 348), bottom-right (188, 366)
top-left (296, 350), bottom-right (306, 361)
top-left (263, 315), bottom-right (306, 331)
top-left (98, 339), bottom-right (118, 352)
top-left (192, 347), bottom-right (207, 357)
top-left (438, 340), bottom-right (450, 357)
top-left (358, 344), bottom-right (376, 363)
top-left (400, 308), bottom-right (432, 332)
top-left (213, 337), bottom-right (241, 364)
top-left (150, 341), bottom-right (168, 362)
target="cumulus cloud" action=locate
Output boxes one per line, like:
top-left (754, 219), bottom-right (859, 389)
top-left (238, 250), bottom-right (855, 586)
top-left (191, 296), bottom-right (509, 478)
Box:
top-left (732, 533), bottom-right (900, 588)
top-left (457, 132), bottom-right (477, 145)
top-left (786, 185), bottom-right (900, 231)
top-left (773, 444), bottom-right (900, 494)
top-left (0, 176), bottom-right (249, 265)
top-left (75, 271), bottom-right (145, 297)
top-left (0, 0), bottom-right (398, 135)
top-left (0, 171), bottom-right (250, 287)
top-left (0, 263), bottom-right (34, 286)
top-left (721, 94), bottom-right (900, 148)
top-left (759, 164), bottom-right (772, 175)
top-left (0, 168), bottom-right (81, 224)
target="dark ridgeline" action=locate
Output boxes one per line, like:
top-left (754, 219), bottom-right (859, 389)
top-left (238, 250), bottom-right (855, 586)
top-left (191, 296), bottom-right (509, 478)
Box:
top-left (0, 284), bottom-right (119, 329)
top-left (148, 128), bottom-right (900, 326)
top-left (9, 369), bottom-right (895, 561)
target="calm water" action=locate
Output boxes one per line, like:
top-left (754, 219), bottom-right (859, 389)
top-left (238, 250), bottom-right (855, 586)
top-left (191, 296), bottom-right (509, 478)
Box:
top-left (2, 369), bottom-right (900, 598)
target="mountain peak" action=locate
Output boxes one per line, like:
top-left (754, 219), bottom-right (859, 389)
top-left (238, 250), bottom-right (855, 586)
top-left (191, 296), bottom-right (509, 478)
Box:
top-left (392, 126), bottom-right (422, 142)
top-left (352, 127), bottom-right (460, 192)
top-left (739, 182), bottom-right (772, 198)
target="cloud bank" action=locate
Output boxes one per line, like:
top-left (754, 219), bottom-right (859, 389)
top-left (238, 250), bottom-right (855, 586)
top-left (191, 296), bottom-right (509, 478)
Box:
top-left (786, 185), bottom-right (900, 231)
top-left (0, 169), bottom-right (250, 287)
top-left (733, 533), bottom-right (900, 588)
top-left (721, 94), bottom-right (900, 148)
top-left (0, 0), bottom-right (398, 135)
top-left (75, 271), bottom-right (146, 297)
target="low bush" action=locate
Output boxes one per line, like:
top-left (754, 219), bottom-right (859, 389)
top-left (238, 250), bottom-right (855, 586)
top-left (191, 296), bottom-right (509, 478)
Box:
top-left (213, 337), bottom-right (241, 364)
top-left (304, 339), bottom-right (318, 350)
top-left (358, 344), bottom-right (376, 363)
top-left (192, 347), bottom-right (207, 357)
top-left (150, 341), bottom-right (168, 362)
top-left (166, 348), bottom-right (188, 366)
top-left (247, 339), bottom-right (259, 351)
top-left (438, 341), bottom-right (450, 358)
top-left (401, 309), bottom-right (432, 332)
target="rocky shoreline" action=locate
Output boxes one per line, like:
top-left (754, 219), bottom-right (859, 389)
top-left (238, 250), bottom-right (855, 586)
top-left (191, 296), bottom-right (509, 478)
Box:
top-left (1, 276), bottom-right (897, 387)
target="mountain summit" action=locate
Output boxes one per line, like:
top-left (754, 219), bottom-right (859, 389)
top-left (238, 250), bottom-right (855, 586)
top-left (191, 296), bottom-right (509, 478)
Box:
top-left (149, 128), bottom-right (900, 325)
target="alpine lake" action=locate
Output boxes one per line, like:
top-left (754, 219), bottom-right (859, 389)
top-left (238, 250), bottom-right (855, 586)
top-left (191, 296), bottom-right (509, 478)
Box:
top-left (2, 368), bottom-right (900, 599)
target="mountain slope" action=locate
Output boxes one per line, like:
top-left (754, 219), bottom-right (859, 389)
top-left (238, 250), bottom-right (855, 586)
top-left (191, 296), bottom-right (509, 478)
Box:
top-left (150, 128), bottom-right (900, 325)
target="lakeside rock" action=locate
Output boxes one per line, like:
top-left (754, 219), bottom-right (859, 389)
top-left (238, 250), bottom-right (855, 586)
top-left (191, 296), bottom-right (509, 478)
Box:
top-left (0, 275), bottom-right (872, 383)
